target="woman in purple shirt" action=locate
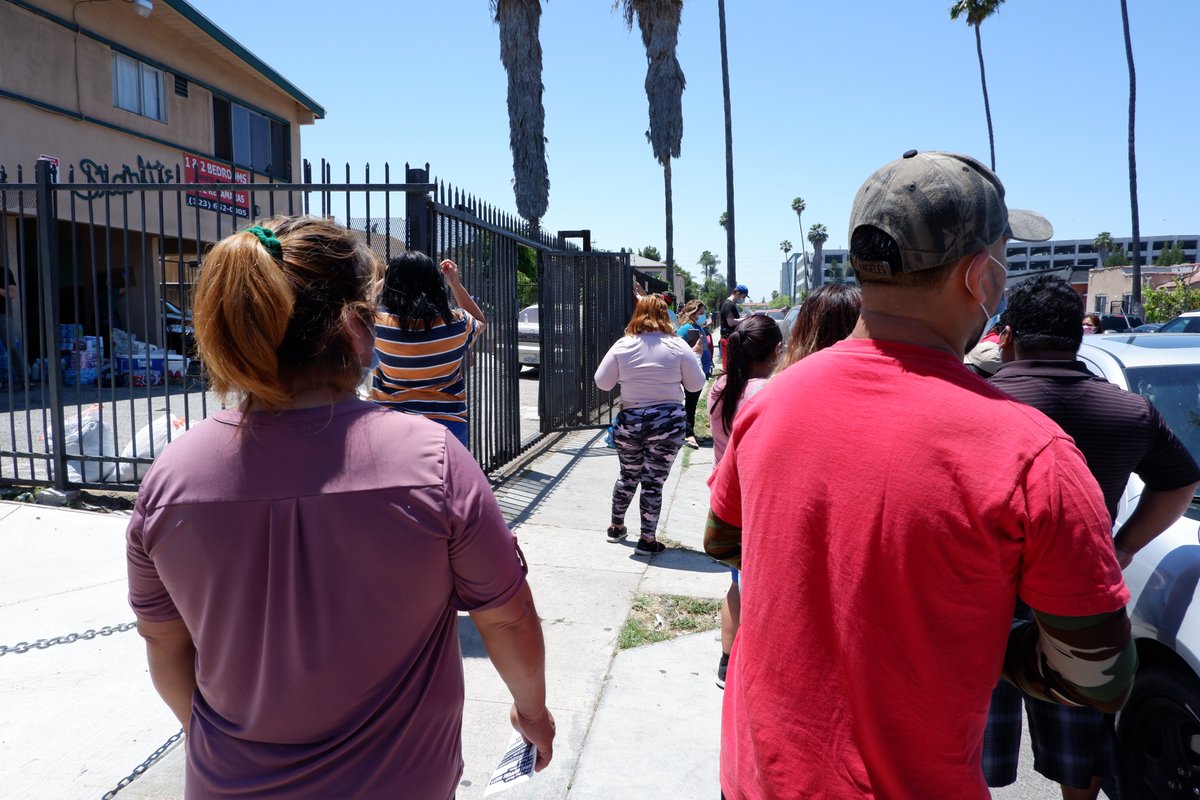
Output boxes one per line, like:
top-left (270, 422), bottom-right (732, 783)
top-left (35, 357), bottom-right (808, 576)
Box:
top-left (126, 217), bottom-right (554, 799)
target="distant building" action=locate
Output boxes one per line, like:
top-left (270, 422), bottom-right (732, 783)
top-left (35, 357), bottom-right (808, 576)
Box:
top-left (630, 253), bottom-right (685, 300)
top-left (1087, 264), bottom-right (1200, 315)
top-left (783, 235), bottom-right (1200, 303)
top-left (1006, 236), bottom-right (1199, 273)
top-left (780, 249), bottom-right (859, 296)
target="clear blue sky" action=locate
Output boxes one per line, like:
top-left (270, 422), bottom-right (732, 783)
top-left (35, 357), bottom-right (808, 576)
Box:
top-left (191, 0), bottom-right (1200, 300)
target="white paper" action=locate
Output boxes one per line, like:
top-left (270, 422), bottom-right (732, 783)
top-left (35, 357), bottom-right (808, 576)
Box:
top-left (482, 729), bottom-right (537, 796)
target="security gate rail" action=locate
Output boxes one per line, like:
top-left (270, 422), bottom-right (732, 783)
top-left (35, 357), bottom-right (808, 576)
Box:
top-left (1, 159), bottom-right (630, 489)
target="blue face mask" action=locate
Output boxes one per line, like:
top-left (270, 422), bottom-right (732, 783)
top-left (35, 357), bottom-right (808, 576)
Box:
top-left (989, 291), bottom-right (1008, 329)
top-left (696, 314), bottom-right (708, 326)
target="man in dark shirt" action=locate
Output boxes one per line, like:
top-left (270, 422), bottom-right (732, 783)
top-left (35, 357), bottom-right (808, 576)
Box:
top-left (983, 274), bottom-right (1200, 800)
top-left (717, 283), bottom-right (748, 369)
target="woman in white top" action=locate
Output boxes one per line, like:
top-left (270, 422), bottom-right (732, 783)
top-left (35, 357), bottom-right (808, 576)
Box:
top-left (595, 295), bottom-right (706, 555)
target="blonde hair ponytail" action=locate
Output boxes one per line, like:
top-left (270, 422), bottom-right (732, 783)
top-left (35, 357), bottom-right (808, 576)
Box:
top-left (193, 216), bottom-right (381, 410)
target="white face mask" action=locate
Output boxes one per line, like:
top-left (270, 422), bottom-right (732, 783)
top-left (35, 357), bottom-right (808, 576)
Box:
top-left (964, 254), bottom-right (1007, 353)
top-left (965, 255), bottom-right (1007, 326)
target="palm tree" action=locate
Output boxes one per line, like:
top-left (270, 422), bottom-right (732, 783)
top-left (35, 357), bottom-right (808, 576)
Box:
top-left (492, 0), bottom-right (549, 232)
top-left (1120, 0), bottom-right (1142, 313)
top-left (808, 223), bottom-right (828, 288)
top-left (698, 250), bottom-right (720, 285)
top-left (617, 0), bottom-right (686, 286)
top-left (1093, 231), bottom-right (1114, 267)
top-left (949, 0), bottom-right (1005, 171)
top-left (717, 0), bottom-right (736, 293)
top-left (791, 196), bottom-right (809, 293)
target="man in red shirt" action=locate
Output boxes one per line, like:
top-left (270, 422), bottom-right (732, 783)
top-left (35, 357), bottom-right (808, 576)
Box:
top-left (705, 151), bottom-right (1135, 799)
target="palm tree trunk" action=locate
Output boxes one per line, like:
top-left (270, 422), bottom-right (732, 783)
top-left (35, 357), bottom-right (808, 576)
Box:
top-left (974, 24), bottom-right (996, 172)
top-left (718, 0), bottom-right (736, 293)
top-left (664, 159), bottom-right (674, 287)
top-left (495, 0), bottom-right (549, 224)
top-left (1121, 0), bottom-right (1142, 310)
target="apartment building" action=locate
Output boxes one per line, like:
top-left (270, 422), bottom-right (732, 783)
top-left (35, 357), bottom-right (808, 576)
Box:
top-left (0, 0), bottom-right (323, 356)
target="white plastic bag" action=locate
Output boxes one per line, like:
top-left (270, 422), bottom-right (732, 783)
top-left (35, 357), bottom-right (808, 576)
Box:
top-left (43, 403), bottom-right (119, 482)
top-left (116, 414), bottom-right (187, 483)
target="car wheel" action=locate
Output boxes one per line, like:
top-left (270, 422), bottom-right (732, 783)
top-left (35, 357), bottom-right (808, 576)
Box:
top-left (1117, 664), bottom-right (1200, 798)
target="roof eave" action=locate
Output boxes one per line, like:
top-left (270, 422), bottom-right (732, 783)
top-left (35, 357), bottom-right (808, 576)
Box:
top-left (162, 0), bottom-right (326, 120)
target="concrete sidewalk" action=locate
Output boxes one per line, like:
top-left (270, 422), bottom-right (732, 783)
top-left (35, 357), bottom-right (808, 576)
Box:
top-left (0, 428), bottom-right (1061, 799)
top-left (0, 429), bottom-right (729, 800)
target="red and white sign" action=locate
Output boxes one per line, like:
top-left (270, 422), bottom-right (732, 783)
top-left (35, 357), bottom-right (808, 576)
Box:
top-left (37, 154), bottom-right (59, 182)
top-left (183, 153), bottom-right (250, 218)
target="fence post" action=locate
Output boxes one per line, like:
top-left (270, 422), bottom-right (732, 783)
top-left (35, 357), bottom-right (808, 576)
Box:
top-left (35, 160), bottom-right (67, 490)
top-left (405, 165), bottom-right (432, 255)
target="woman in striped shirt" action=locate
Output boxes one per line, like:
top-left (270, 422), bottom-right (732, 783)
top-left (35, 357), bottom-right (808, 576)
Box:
top-left (369, 252), bottom-right (486, 446)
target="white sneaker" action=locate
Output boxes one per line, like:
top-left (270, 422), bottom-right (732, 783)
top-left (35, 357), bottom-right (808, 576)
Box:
top-left (684, 435), bottom-right (699, 449)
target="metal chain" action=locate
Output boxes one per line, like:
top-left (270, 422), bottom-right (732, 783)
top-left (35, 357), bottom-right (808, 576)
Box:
top-left (100, 729), bottom-right (184, 800)
top-left (0, 621), bottom-right (137, 656)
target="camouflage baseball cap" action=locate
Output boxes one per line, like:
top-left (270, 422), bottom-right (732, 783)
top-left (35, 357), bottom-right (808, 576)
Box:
top-left (848, 150), bottom-right (1052, 275)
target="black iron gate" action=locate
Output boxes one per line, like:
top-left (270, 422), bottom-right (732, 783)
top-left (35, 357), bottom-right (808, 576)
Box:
top-left (539, 249), bottom-right (631, 432)
top-left (0, 159), bottom-right (631, 489)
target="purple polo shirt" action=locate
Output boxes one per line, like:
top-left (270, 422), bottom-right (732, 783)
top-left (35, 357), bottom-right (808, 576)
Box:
top-left (127, 399), bottom-right (526, 799)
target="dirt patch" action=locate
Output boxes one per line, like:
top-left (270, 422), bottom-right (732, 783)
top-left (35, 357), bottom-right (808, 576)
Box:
top-left (618, 592), bottom-right (722, 650)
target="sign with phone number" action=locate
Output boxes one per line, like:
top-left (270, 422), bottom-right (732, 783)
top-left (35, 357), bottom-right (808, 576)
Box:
top-left (186, 194), bottom-right (249, 218)
top-left (183, 152), bottom-right (250, 218)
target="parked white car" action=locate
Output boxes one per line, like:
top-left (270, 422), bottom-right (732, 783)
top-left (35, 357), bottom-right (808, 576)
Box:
top-left (1074, 333), bottom-right (1200, 797)
top-left (1157, 310), bottom-right (1200, 334)
top-left (517, 304), bottom-right (539, 368)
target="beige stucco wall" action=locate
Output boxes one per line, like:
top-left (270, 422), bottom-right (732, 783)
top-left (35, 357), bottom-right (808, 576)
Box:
top-left (1087, 267), bottom-right (1130, 313)
top-left (1087, 265), bottom-right (1193, 313)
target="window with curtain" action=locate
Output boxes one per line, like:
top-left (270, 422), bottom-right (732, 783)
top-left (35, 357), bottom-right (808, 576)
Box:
top-left (111, 52), bottom-right (166, 122)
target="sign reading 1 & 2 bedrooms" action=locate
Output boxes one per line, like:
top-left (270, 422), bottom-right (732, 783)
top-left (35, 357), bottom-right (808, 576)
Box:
top-left (183, 153), bottom-right (250, 218)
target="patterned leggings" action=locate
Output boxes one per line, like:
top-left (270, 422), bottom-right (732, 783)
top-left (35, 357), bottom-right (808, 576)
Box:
top-left (610, 403), bottom-right (686, 539)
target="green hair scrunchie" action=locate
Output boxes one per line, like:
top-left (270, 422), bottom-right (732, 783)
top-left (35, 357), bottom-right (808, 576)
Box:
top-left (245, 225), bottom-right (283, 260)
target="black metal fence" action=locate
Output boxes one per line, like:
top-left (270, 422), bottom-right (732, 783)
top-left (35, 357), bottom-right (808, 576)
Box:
top-left (0, 159), bottom-right (631, 489)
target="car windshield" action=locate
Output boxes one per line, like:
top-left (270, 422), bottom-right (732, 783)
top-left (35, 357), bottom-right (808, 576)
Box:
top-left (519, 306), bottom-right (538, 324)
top-left (1159, 316), bottom-right (1200, 333)
top-left (1126, 365), bottom-right (1200, 496)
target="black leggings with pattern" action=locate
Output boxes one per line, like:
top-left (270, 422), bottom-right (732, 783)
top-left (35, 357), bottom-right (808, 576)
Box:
top-left (610, 403), bottom-right (687, 539)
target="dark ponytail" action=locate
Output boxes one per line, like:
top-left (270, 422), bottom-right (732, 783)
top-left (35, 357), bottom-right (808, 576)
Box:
top-left (715, 314), bottom-right (782, 433)
top-left (380, 251), bottom-right (454, 330)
